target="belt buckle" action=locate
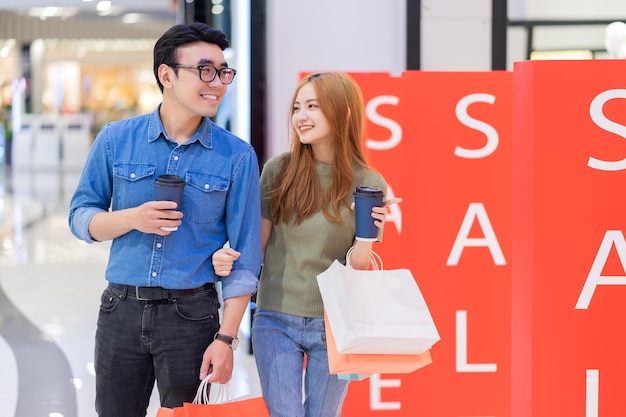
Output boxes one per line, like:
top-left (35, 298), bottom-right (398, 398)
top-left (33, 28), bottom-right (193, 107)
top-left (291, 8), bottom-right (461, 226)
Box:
top-left (135, 286), bottom-right (169, 301)
top-left (135, 286), bottom-right (151, 301)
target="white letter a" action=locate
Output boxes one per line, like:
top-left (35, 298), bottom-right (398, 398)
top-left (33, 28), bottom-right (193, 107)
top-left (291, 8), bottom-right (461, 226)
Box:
top-left (447, 202), bottom-right (505, 266)
top-left (576, 230), bottom-right (626, 309)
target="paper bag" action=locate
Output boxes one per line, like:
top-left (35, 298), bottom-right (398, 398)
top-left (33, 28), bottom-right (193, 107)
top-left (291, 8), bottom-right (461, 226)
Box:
top-left (182, 376), bottom-right (270, 417)
top-left (155, 406), bottom-right (186, 417)
top-left (183, 396), bottom-right (269, 417)
top-left (317, 260), bottom-right (440, 354)
top-left (325, 313), bottom-right (433, 374)
top-left (337, 373), bottom-right (373, 381)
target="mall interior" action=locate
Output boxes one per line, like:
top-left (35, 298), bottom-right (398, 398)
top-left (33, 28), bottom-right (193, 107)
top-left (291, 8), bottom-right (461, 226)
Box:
top-left (1, 0), bottom-right (626, 417)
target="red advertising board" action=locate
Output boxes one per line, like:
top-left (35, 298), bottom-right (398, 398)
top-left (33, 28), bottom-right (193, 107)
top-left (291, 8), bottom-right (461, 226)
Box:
top-left (342, 71), bottom-right (513, 416)
top-left (300, 61), bottom-right (626, 416)
top-left (512, 60), bottom-right (626, 417)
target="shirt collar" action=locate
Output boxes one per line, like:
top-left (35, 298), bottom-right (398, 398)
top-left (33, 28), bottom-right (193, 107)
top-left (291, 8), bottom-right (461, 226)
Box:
top-left (147, 104), bottom-right (214, 149)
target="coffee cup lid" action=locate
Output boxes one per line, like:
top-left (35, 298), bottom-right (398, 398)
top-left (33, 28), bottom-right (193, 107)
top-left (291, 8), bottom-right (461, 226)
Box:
top-left (156, 174), bottom-right (185, 186)
top-left (354, 186), bottom-right (384, 196)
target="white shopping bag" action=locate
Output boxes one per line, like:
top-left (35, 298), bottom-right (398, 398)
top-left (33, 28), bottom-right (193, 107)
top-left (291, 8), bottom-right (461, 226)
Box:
top-left (316, 260), bottom-right (440, 355)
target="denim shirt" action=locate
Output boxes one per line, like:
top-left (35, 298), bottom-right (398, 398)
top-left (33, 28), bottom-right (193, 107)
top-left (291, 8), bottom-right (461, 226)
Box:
top-left (68, 106), bottom-right (262, 299)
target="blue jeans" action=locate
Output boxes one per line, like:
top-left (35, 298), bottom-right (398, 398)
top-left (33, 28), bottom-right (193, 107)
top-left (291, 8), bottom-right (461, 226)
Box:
top-left (251, 308), bottom-right (350, 417)
top-left (94, 284), bottom-right (220, 417)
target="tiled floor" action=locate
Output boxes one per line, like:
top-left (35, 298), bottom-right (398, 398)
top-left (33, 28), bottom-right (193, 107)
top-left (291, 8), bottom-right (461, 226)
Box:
top-left (0, 166), bottom-right (261, 417)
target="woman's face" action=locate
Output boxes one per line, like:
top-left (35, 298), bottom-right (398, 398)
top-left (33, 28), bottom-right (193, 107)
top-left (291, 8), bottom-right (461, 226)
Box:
top-left (291, 83), bottom-right (333, 149)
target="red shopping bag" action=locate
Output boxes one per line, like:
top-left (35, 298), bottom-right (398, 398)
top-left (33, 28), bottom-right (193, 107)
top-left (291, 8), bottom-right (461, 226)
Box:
top-left (325, 313), bottom-right (433, 375)
top-left (183, 396), bottom-right (269, 417)
top-left (182, 376), bottom-right (270, 417)
top-left (155, 406), bottom-right (186, 417)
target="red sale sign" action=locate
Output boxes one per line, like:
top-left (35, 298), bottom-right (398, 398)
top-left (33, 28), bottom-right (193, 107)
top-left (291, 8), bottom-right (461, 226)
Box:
top-left (343, 71), bottom-right (513, 416)
top-left (295, 61), bottom-right (626, 416)
top-left (512, 60), bottom-right (626, 417)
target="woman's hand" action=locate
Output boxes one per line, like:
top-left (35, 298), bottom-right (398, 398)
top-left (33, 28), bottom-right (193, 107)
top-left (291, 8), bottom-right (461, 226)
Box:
top-left (212, 247), bottom-right (241, 277)
top-left (348, 197), bottom-right (403, 270)
top-left (372, 197), bottom-right (403, 228)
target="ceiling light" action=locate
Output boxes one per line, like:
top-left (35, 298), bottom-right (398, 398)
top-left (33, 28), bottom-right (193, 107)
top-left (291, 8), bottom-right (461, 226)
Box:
top-left (122, 13), bottom-right (142, 24)
top-left (28, 7), bottom-right (78, 20)
top-left (97, 1), bottom-right (111, 12)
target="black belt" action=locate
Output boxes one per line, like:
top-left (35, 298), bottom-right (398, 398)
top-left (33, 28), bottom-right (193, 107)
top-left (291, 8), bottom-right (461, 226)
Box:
top-left (109, 282), bottom-right (215, 301)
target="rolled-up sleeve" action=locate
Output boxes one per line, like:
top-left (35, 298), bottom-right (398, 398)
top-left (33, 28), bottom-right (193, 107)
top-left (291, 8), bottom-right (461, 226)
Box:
top-left (70, 206), bottom-right (105, 243)
top-left (220, 147), bottom-right (262, 299)
top-left (68, 125), bottom-right (113, 243)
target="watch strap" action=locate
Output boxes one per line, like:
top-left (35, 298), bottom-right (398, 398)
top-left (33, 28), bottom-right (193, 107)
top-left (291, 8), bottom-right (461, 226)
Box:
top-left (214, 333), bottom-right (239, 350)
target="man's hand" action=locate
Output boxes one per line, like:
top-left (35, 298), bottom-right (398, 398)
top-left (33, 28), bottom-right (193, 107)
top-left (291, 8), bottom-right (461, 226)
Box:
top-left (88, 200), bottom-right (184, 241)
top-left (133, 200), bottom-right (183, 235)
top-left (199, 339), bottom-right (234, 383)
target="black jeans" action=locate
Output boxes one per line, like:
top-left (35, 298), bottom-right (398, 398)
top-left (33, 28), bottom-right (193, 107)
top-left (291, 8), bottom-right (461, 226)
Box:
top-left (94, 284), bottom-right (220, 417)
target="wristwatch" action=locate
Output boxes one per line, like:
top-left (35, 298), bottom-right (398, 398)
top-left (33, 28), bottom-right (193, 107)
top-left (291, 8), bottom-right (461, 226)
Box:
top-left (214, 333), bottom-right (240, 351)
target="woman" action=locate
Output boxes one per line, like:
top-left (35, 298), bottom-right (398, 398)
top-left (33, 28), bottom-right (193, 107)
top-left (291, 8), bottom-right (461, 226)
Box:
top-left (214, 72), bottom-right (400, 416)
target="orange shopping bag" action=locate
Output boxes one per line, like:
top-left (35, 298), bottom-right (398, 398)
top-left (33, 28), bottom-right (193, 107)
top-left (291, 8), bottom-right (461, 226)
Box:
top-left (155, 405), bottom-right (186, 417)
top-left (325, 313), bottom-right (433, 375)
top-left (183, 396), bottom-right (269, 417)
top-left (182, 376), bottom-right (270, 417)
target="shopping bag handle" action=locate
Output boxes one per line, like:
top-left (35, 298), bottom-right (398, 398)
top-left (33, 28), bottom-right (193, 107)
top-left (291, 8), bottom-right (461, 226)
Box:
top-left (346, 246), bottom-right (383, 270)
top-left (193, 375), bottom-right (234, 404)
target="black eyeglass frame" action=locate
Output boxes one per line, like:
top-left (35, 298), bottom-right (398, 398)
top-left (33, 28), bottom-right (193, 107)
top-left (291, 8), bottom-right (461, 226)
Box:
top-left (169, 63), bottom-right (237, 84)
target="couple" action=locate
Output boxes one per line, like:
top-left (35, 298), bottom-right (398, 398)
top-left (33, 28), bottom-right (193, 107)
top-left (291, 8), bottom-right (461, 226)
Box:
top-left (69, 22), bottom-right (399, 417)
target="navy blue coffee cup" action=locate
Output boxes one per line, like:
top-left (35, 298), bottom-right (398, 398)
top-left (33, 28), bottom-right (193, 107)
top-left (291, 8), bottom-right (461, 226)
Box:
top-left (155, 174), bottom-right (185, 231)
top-left (353, 186), bottom-right (384, 241)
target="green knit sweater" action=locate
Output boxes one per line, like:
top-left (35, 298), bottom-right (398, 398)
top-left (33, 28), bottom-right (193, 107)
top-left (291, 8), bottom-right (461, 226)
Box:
top-left (256, 153), bottom-right (387, 318)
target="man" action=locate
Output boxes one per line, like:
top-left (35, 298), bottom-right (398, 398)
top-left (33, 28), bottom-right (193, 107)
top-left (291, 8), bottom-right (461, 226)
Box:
top-left (68, 22), bottom-right (262, 417)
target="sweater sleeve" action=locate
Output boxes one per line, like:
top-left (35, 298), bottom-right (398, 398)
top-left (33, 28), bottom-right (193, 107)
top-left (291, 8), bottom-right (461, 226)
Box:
top-left (260, 155), bottom-right (281, 221)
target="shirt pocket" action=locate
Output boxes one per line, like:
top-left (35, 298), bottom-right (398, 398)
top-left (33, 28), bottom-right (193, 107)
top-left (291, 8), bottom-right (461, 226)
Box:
top-left (184, 171), bottom-right (230, 225)
top-left (112, 163), bottom-right (156, 209)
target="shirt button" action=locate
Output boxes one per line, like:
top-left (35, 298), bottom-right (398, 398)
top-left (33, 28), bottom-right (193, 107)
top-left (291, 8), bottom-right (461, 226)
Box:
top-left (152, 272), bottom-right (157, 277)
top-left (174, 156), bottom-right (179, 161)
top-left (156, 243), bottom-right (162, 248)
top-left (204, 184), bottom-right (209, 190)
top-left (130, 173), bottom-right (136, 179)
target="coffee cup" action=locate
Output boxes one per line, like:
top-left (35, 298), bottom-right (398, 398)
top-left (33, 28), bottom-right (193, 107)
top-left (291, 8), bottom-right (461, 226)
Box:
top-left (155, 174), bottom-right (185, 231)
top-left (353, 186), bottom-right (384, 241)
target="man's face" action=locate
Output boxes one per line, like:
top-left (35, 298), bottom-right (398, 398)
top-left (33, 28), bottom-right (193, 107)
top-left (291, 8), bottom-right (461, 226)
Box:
top-left (165, 41), bottom-right (230, 118)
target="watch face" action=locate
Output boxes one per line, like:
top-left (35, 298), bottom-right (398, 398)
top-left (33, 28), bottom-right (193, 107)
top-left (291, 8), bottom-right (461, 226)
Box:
top-left (230, 337), bottom-right (240, 350)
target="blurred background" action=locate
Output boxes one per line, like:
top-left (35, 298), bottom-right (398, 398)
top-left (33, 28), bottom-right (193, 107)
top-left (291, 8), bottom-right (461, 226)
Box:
top-left (1, 1), bottom-right (626, 417)
top-left (2, 0), bottom-right (626, 167)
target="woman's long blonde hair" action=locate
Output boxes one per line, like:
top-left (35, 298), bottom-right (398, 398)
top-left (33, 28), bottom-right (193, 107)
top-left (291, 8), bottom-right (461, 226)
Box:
top-left (268, 72), bottom-right (370, 225)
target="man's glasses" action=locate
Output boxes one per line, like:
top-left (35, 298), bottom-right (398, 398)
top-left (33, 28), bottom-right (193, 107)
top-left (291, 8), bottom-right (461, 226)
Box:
top-left (169, 64), bottom-right (237, 84)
